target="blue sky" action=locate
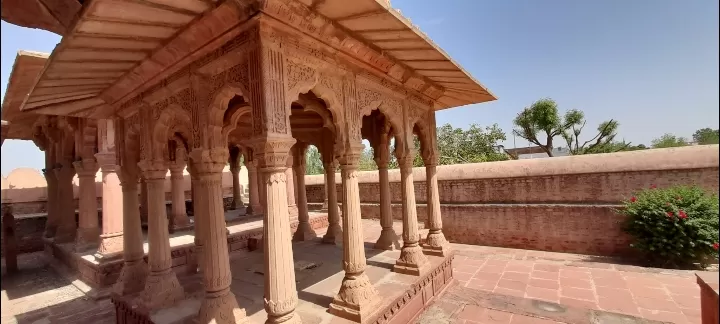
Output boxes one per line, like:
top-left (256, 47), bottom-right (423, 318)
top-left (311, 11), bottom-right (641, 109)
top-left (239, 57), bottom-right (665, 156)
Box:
top-left (2, 0), bottom-right (718, 175)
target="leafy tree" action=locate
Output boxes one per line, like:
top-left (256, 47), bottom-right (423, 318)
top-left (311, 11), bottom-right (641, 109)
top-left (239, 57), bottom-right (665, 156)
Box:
top-left (651, 134), bottom-right (688, 148)
top-left (435, 123), bottom-right (508, 164)
top-left (305, 145), bottom-right (324, 175)
top-left (693, 128), bottom-right (720, 145)
top-left (513, 98), bottom-right (619, 156)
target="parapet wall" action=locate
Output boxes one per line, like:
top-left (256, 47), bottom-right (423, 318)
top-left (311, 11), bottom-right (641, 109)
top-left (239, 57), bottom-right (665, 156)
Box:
top-left (304, 145), bottom-right (719, 256)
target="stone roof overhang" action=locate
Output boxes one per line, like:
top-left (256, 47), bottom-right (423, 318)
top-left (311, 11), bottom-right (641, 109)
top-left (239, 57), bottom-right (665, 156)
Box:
top-left (1, 51), bottom-right (49, 140)
top-left (18, 0), bottom-right (496, 118)
top-left (1, 0), bottom-right (82, 36)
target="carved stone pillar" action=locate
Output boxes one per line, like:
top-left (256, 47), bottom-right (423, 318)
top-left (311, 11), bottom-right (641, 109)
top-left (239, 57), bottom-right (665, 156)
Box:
top-left (246, 159), bottom-right (262, 216)
top-left (140, 178), bottom-right (148, 224)
top-left (329, 145), bottom-right (380, 321)
top-left (73, 159), bottom-right (100, 251)
top-left (321, 160), bottom-right (342, 244)
top-left (229, 146), bottom-right (244, 210)
top-left (42, 167), bottom-right (59, 239)
top-left (292, 143), bottom-right (316, 241)
top-left (169, 161), bottom-right (190, 231)
top-left (285, 150), bottom-right (297, 220)
top-left (321, 180), bottom-right (329, 210)
top-left (423, 160), bottom-right (450, 256)
top-left (393, 152), bottom-right (429, 276)
top-left (373, 138), bottom-right (399, 250)
top-left (95, 152), bottom-right (124, 259)
top-left (252, 137), bottom-right (301, 324)
top-left (186, 163), bottom-right (203, 275)
top-left (114, 167), bottom-right (148, 295)
top-left (137, 160), bottom-right (184, 310)
top-left (189, 149), bottom-right (247, 323)
top-left (53, 161), bottom-right (77, 244)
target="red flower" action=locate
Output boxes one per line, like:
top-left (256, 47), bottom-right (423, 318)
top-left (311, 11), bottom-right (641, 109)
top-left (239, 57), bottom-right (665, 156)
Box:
top-left (678, 211), bottom-right (688, 219)
top-left (667, 211), bottom-right (674, 217)
top-left (630, 197), bottom-right (637, 203)
top-left (713, 243), bottom-right (719, 251)
top-left (650, 184), bottom-right (657, 189)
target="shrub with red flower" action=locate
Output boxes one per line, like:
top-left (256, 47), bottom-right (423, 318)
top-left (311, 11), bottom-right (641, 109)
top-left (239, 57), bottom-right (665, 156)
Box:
top-left (619, 185), bottom-right (719, 268)
top-left (714, 243), bottom-right (719, 251)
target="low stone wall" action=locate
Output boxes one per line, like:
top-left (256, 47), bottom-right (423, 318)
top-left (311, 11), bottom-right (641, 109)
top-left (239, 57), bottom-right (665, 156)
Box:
top-left (305, 145), bottom-right (720, 256)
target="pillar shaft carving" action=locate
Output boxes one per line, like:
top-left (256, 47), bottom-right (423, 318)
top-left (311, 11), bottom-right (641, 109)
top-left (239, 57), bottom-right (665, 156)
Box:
top-left (249, 136), bottom-right (301, 324)
top-left (373, 138), bottom-right (399, 250)
top-left (292, 143), bottom-right (316, 241)
top-left (423, 162), bottom-right (450, 256)
top-left (137, 159), bottom-right (185, 310)
top-left (114, 168), bottom-right (148, 295)
top-left (393, 153), bottom-right (429, 275)
top-left (321, 160), bottom-right (341, 244)
top-left (188, 148), bottom-right (247, 323)
top-left (73, 159), bottom-right (100, 251)
top-left (53, 161), bottom-right (77, 243)
top-left (329, 146), bottom-right (380, 321)
top-left (95, 152), bottom-right (124, 258)
top-left (229, 147), bottom-right (244, 210)
top-left (169, 161), bottom-right (190, 230)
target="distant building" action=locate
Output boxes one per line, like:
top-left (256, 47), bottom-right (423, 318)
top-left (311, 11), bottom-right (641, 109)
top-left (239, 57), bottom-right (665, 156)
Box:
top-left (503, 146), bottom-right (571, 159)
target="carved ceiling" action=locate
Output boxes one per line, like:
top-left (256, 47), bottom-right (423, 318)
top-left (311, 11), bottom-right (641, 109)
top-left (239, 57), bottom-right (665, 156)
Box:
top-left (0, 51), bottom-right (48, 140)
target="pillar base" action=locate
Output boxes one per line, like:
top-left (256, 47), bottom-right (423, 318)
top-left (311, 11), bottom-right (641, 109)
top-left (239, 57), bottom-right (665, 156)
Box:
top-left (54, 225), bottom-right (76, 244)
top-left (170, 214), bottom-right (193, 232)
top-left (196, 290), bottom-right (248, 324)
top-left (292, 222), bottom-right (317, 242)
top-left (393, 244), bottom-right (430, 276)
top-left (374, 228), bottom-right (401, 251)
top-left (113, 259), bottom-right (149, 296)
top-left (137, 268), bottom-right (185, 310)
top-left (95, 232), bottom-right (124, 260)
top-left (329, 273), bottom-right (381, 323)
top-left (423, 231), bottom-right (451, 257)
top-left (321, 224), bottom-right (343, 245)
top-left (74, 227), bottom-right (100, 252)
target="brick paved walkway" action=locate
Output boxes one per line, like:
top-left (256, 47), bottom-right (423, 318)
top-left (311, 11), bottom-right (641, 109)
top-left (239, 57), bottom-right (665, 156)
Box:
top-left (443, 244), bottom-right (713, 324)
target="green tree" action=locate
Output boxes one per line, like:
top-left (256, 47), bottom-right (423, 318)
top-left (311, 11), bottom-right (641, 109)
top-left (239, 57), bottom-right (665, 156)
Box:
top-left (693, 128), bottom-right (720, 145)
top-left (513, 98), bottom-right (620, 156)
top-left (651, 134), bottom-right (688, 148)
top-left (435, 123), bottom-right (508, 164)
top-left (305, 145), bottom-right (324, 175)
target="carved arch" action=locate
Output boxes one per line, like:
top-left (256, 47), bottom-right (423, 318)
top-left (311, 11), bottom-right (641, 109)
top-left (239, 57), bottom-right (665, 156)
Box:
top-left (206, 83), bottom-right (249, 150)
top-left (222, 104), bottom-right (252, 144)
top-left (151, 104), bottom-right (193, 161)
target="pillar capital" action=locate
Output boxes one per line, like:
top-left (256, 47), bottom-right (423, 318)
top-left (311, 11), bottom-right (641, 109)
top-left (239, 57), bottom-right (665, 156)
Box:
top-left (168, 159), bottom-right (186, 174)
top-left (73, 159), bottom-right (99, 178)
top-left (95, 152), bottom-right (118, 172)
top-left (247, 135), bottom-right (296, 171)
top-left (138, 159), bottom-right (168, 180)
top-left (338, 142), bottom-right (365, 167)
top-left (422, 151), bottom-right (439, 168)
top-left (293, 143), bottom-right (308, 168)
top-left (188, 148), bottom-right (226, 176)
top-left (53, 163), bottom-right (76, 181)
top-left (397, 148), bottom-right (417, 169)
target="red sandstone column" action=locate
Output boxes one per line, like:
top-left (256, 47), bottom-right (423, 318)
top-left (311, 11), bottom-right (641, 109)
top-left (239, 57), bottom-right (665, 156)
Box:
top-left (140, 178), bottom-right (149, 224)
top-left (252, 137), bottom-right (301, 324)
top-left (393, 152), bottom-right (429, 275)
top-left (374, 137), bottom-right (399, 250)
top-left (292, 143), bottom-right (316, 241)
top-left (229, 147), bottom-right (244, 211)
top-left (169, 160), bottom-right (190, 230)
top-left (42, 167), bottom-right (59, 239)
top-left (94, 152), bottom-right (124, 259)
top-left (190, 149), bottom-right (247, 322)
top-left (114, 167), bottom-right (148, 295)
top-left (321, 160), bottom-right (342, 244)
top-left (246, 159), bottom-right (262, 216)
top-left (258, 159), bottom-right (267, 211)
top-left (137, 160), bottom-right (184, 310)
top-left (186, 163), bottom-right (204, 275)
top-left (285, 149), bottom-right (298, 220)
top-left (73, 159), bottom-right (100, 251)
top-left (329, 145), bottom-right (380, 321)
top-left (53, 160), bottom-right (77, 244)
top-left (422, 157), bottom-right (450, 256)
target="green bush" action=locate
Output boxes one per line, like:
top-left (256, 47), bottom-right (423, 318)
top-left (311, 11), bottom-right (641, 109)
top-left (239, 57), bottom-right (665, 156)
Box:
top-left (619, 185), bottom-right (719, 268)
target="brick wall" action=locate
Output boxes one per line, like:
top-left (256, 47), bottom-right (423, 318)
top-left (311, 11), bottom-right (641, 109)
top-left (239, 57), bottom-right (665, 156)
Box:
top-left (1, 214), bottom-right (47, 257)
top-left (305, 145), bottom-right (720, 257)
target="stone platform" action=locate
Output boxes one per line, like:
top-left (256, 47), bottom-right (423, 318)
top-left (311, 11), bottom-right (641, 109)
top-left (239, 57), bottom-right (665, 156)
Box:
top-left (43, 211), bottom-right (329, 289)
top-left (111, 221), bottom-right (452, 324)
